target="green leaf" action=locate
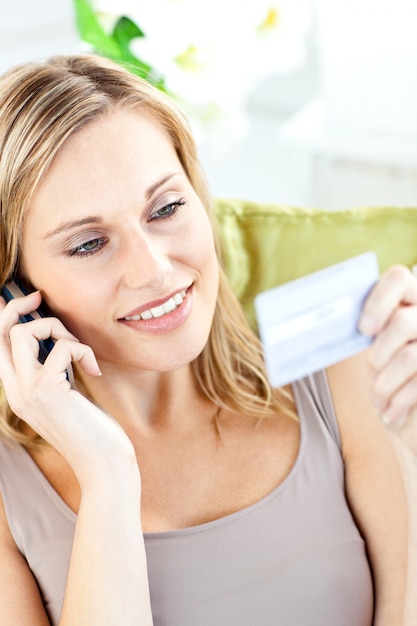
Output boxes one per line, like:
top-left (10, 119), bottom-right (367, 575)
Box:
top-left (111, 17), bottom-right (150, 69)
top-left (73, 0), bottom-right (121, 58)
top-left (71, 0), bottom-right (168, 91)
top-left (112, 15), bottom-right (145, 47)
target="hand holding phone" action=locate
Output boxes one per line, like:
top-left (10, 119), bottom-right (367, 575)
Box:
top-left (0, 279), bottom-right (75, 386)
top-left (0, 281), bottom-right (127, 470)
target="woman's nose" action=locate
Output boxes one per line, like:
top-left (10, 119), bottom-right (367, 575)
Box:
top-left (121, 231), bottom-right (174, 290)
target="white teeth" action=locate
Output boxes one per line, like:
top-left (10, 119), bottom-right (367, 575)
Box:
top-left (124, 289), bottom-right (187, 321)
top-left (163, 297), bottom-right (177, 314)
top-left (150, 304), bottom-right (165, 318)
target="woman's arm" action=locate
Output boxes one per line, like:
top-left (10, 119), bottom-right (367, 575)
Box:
top-left (390, 435), bottom-right (417, 624)
top-left (327, 352), bottom-right (409, 626)
top-left (358, 264), bottom-right (417, 621)
top-left (0, 292), bottom-right (153, 625)
top-left (60, 442), bottom-right (152, 626)
top-left (0, 455), bottom-right (152, 626)
top-left (0, 495), bottom-right (51, 625)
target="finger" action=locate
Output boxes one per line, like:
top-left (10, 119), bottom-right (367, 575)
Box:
top-left (367, 304), bottom-right (417, 370)
top-left (9, 319), bottom-right (100, 381)
top-left (9, 316), bottom-right (79, 360)
top-left (381, 403), bottom-right (417, 457)
top-left (359, 265), bottom-right (417, 335)
top-left (373, 350), bottom-right (417, 422)
top-left (0, 291), bottom-right (44, 346)
top-left (381, 378), bottom-right (417, 427)
top-left (3, 341), bottom-right (101, 434)
top-left (6, 320), bottom-right (77, 399)
top-left (42, 339), bottom-right (101, 378)
top-left (0, 292), bottom-right (44, 384)
top-left (398, 408), bottom-right (417, 455)
top-left (5, 337), bottom-right (100, 419)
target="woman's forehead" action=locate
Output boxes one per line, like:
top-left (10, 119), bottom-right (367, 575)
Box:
top-left (24, 111), bottom-right (184, 228)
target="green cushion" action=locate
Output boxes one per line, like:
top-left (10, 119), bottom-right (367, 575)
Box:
top-left (214, 199), bottom-right (417, 330)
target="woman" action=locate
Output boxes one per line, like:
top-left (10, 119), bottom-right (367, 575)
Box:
top-left (0, 54), bottom-right (414, 625)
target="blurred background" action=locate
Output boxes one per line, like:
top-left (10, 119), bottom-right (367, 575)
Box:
top-left (1, 0), bottom-right (416, 210)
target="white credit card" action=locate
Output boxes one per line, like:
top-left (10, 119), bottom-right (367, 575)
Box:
top-left (254, 251), bottom-right (379, 387)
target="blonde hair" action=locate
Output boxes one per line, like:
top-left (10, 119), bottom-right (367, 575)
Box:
top-left (0, 54), bottom-right (293, 445)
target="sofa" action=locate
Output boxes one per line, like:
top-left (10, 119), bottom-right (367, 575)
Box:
top-left (214, 199), bottom-right (417, 330)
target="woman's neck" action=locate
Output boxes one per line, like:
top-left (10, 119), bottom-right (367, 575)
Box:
top-left (74, 359), bottom-right (211, 435)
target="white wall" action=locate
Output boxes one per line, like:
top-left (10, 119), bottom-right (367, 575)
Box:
top-left (0, 0), bottom-right (79, 74)
top-left (1, 1), bottom-right (416, 209)
top-left (0, 0), bottom-right (316, 206)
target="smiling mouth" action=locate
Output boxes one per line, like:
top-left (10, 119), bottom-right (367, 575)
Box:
top-left (123, 289), bottom-right (187, 321)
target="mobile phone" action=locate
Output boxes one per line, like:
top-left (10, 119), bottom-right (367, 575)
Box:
top-left (1, 279), bottom-right (74, 386)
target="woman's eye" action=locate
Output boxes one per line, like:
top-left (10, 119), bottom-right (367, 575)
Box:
top-left (69, 237), bottom-right (107, 257)
top-left (150, 199), bottom-right (186, 221)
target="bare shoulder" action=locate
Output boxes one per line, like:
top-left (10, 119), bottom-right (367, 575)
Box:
top-left (0, 492), bottom-right (50, 625)
top-left (326, 350), bottom-right (406, 506)
top-left (327, 351), bottom-right (408, 624)
top-left (327, 350), bottom-right (414, 473)
top-left (326, 351), bottom-right (390, 454)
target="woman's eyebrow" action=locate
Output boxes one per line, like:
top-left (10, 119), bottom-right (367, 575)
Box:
top-left (43, 172), bottom-right (183, 239)
top-left (145, 172), bottom-right (181, 200)
top-left (43, 217), bottom-right (103, 239)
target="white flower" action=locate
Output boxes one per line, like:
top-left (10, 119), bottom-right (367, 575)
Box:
top-left (92, 0), bottom-right (312, 143)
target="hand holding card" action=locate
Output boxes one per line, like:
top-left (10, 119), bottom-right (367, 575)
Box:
top-left (255, 252), bottom-right (379, 387)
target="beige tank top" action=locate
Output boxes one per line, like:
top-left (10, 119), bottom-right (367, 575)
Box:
top-left (0, 371), bottom-right (373, 625)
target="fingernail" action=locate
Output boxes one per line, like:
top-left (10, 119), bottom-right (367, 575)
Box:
top-left (380, 410), bottom-right (392, 425)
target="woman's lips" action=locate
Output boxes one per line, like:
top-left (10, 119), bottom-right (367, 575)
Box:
top-left (123, 289), bottom-right (187, 321)
top-left (118, 286), bottom-right (193, 334)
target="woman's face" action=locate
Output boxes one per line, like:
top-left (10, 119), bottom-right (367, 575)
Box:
top-left (20, 108), bottom-right (219, 372)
